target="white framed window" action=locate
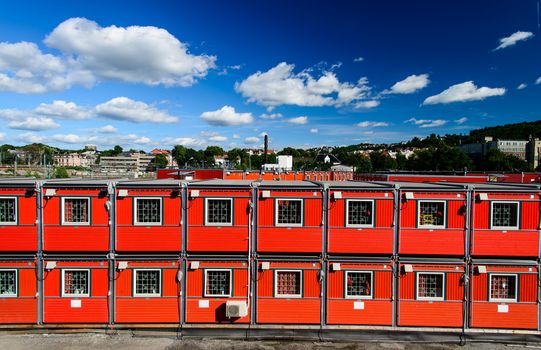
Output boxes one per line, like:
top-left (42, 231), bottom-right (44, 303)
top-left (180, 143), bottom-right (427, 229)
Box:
top-left (0, 197), bottom-right (17, 225)
top-left (274, 270), bottom-right (302, 298)
top-left (204, 269), bottom-right (232, 297)
top-left (133, 269), bottom-right (161, 297)
top-left (491, 201), bottom-right (519, 230)
top-left (417, 200), bottom-right (446, 228)
top-left (275, 198), bottom-right (303, 226)
top-left (345, 271), bottom-right (373, 299)
top-left (489, 273), bottom-right (518, 302)
top-left (346, 200), bottom-right (374, 227)
top-left (62, 269), bottom-right (90, 297)
top-left (134, 197), bottom-right (162, 225)
top-left (416, 272), bottom-right (445, 301)
top-left (61, 197), bottom-right (90, 225)
top-left (0, 269), bottom-right (17, 297)
top-left (205, 198), bottom-right (233, 226)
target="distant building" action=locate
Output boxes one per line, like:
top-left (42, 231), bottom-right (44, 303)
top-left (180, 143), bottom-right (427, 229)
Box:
top-left (314, 153), bottom-right (341, 165)
top-left (262, 155), bottom-right (293, 171)
top-left (150, 149), bottom-right (177, 167)
top-left (54, 152), bottom-right (96, 168)
top-left (527, 136), bottom-right (541, 169)
top-left (457, 136), bottom-right (529, 161)
top-left (94, 152), bottom-right (156, 178)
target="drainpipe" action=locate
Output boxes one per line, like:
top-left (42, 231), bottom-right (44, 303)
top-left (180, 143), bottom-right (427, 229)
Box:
top-left (463, 185), bottom-right (472, 332)
top-left (320, 182), bottom-right (329, 328)
top-left (107, 181), bottom-right (116, 325)
top-left (392, 184), bottom-right (400, 328)
top-left (180, 182), bottom-right (188, 327)
top-left (249, 181), bottom-right (259, 325)
top-left (36, 180), bottom-right (44, 325)
top-left (538, 189), bottom-right (541, 332)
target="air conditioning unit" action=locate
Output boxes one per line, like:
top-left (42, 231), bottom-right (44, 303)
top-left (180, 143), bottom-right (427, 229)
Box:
top-left (226, 300), bottom-right (248, 318)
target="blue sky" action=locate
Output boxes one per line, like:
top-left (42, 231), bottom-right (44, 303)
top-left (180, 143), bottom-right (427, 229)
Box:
top-left (0, 0), bottom-right (539, 151)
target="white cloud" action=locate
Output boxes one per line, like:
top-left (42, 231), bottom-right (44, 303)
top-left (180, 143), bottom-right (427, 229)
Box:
top-left (51, 133), bottom-right (95, 144)
top-left (16, 132), bottom-right (45, 143)
top-left (95, 97), bottom-right (178, 123)
top-left (8, 117), bottom-right (60, 131)
top-left (287, 116), bottom-right (308, 125)
top-left (232, 134), bottom-right (240, 139)
top-left (200, 105), bottom-right (253, 126)
top-left (353, 57), bottom-right (364, 62)
top-left (123, 134), bottom-right (151, 144)
top-left (209, 135), bottom-right (227, 142)
top-left (405, 118), bottom-right (448, 128)
top-left (94, 124), bottom-right (118, 133)
top-left (44, 17), bottom-right (216, 87)
top-left (354, 100), bottom-right (380, 109)
top-left (356, 121), bottom-right (389, 127)
top-left (494, 31), bottom-right (534, 51)
top-left (536, 77), bottom-right (541, 85)
top-left (517, 83), bottom-right (527, 90)
top-left (162, 136), bottom-right (205, 147)
top-left (35, 100), bottom-right (91, 119)
top-left (258, 132), bottom-right (268, 137)
top-left (235, 62), bottom-right (374, 109)
top-left (310, 128), bottom-right (319, 133)
top-left (385, 74), bottom-right (430, 94)
top-left (244, 136), bottom-right (260, 144)
top-left (260, 113), bottom-right (282, 119)
top-left (0, 133), bottom-right (4, 141)
top-left (423, 81), bottom-right (506, 105)
top-left (454, 117), bottom-right (468, 124)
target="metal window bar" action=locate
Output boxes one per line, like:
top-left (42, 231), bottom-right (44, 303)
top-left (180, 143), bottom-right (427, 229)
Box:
top-left (0, 271), bottom-right (16, 295)
top-left (348, 201), bottom-right (372, 225)
top-left (276, 271), bottom-right (301, 295)
top-left (206, 271), bottom-right (231, 296)
top-left (277, 200), bottom-right (301, 225)
top-left (346, 272), bottom-right (371, 297)
top-left (136, 270), bottom-right (160, 295)
top-left (492, 203), bottom-right (518, 228)
top-left (207, 200), bottom-right (232, 224)
top-left (64, 199), bottom-right (88, 223)
top-left (418, 274), bottom-right (443, 298)
top-left (137, 199), bottom-right (161, 223)
top-left (491, 275), bottom-right (516, 300)
top-left (0, 199), bottom-right (16, 223)
top-left (420, 202), bottom-right (444, 226)
top-left (64, 271), bottom-right (89, 295)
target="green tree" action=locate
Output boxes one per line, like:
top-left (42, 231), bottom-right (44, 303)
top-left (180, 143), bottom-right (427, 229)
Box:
top-left (172, 145), bottom-right (187, 166)
top-left (481, 149), bottom-right (531, 172)
top-left (151, 154), bottom-right (169, 170)
top-left (54, 167), bottom-right (69, 178)
top-left (370, 151), bottom-right (397, 171)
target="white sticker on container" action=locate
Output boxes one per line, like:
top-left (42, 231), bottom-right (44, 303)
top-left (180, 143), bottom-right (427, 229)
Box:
top-left (497, 304), bottom-right (509, 313)
top-left (70, 299), bottom-right (82, 308)
top-left (198, 300), bottom-right (209, 308)
top-left (353, 301), bottom-right (365, 310)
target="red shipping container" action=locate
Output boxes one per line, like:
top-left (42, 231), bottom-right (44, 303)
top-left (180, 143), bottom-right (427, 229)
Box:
top-left (256, 261), bottom-right (321, 324)
top-left (186, 260), bottom-right (250, 323)
top-left (43, 260), bottom-right (109, 324)
top-left (115, 260), bottom-right (181, 323)
top-left (398, 263), bottom-right (465, 328)
top-left (0, 179), bottom-right (38, 252)
top-left (43, 181), bottom-right (110, 252)
top-left (326, 262), bottom-right (393, 325)
top-left (470, 264), bottom-right (538, 330)
top-left (0, 260), bottom-right (37, 324)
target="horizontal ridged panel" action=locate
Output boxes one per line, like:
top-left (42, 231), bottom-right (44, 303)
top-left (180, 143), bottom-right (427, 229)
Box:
top-left (0, 228), bottom-right (37, 251)
top-left (399, 229), bottom-right (465, 255)
top-left (257, 299), bottom-right (320, 324)
top-left (116, 226), bottom-right (181, 251)
top-left (0, 299), bottom-right (37, 324)
top-left (327, 300), bottom-right (392, 325)
top-left (399, 301), bottom-right (463, 327)
top-left (472, 231), bottom-right (538, 257)
top-left (44, 298), bottom-right (108, 323)
top-left (328, 228), bottom-right (393, 254)
top-left (258, 227), bottom-right (322, 253)
top-left (188, 226), bottom-right (248, 252)
top-left (116, 298), bottom-right (180, 323)
top-left (186, 299), bottom-right (250, 323)
top-left (44, 226), bottom-right (109, 251)
top-left (471, 302), bottom-right (538, 329)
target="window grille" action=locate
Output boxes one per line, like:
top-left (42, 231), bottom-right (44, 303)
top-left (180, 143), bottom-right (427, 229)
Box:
top-left (277, 200), bottom-right (302, 225)
top-left (346, 271), bottom-right (372, 298)
top-left (419, 201), bottom-right (445, 227)
top-left (63, 270), bottom-right (89, 296)
top-left (276, 270), bottom-right (301, 296)
top-left (0, 270), bottom-right (16, 296)
top-left (135, 270), bottom-right (160, 296)
top-left (490, 274), bottom-right (517, 301)
top-left (347, 200), bottom-right (373, 226)
top-left (417, 273), bottom-right (444, 299)
top-left (205, 270), bottom-right (231, 296)
top-left (0, 198), bottom-right (16, 223)
top-left (63, 198), bottom-right (89, 224)
top-left (206, 199), bottom-right (232, 224)
top-left (136, 198), bottom-right (161, 224)
top-left (492, 202), bottom-right (518, 228)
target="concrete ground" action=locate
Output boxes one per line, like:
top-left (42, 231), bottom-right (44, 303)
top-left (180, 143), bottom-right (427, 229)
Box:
top-left (0, 333), bottom-right (538, 350)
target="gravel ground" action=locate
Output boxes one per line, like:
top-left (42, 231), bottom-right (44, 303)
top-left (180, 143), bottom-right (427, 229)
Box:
top-left (0, 333), bottom-right (538, 350)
